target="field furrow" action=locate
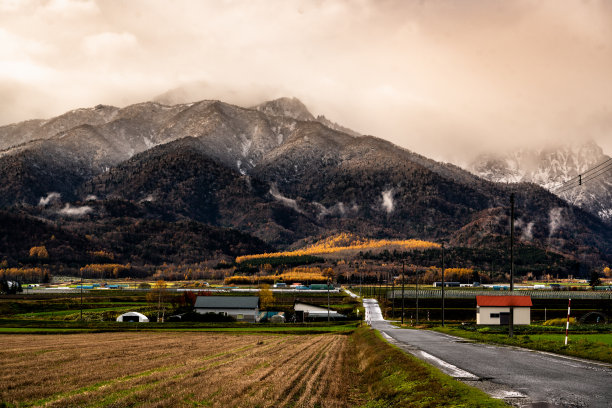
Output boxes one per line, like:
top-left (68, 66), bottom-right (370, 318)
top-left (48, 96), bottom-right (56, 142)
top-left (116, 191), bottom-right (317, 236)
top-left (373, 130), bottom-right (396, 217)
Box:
top-left (0, 332), bottom-right (350, 408)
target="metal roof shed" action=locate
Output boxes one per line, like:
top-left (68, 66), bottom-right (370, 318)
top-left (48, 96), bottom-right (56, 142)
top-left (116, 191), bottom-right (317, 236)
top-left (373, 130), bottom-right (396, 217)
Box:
top-left (194, 296), bottom-right (260, 322)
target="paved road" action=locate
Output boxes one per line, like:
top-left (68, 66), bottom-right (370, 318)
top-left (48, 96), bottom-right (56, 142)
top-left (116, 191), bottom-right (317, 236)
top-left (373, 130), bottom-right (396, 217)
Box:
top-left (363, 298), bottom-right (612, 408)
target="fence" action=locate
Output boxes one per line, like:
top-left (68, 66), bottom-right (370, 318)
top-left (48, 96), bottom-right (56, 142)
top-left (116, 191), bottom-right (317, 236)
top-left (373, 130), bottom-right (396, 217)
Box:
top-left (388, 289), bottom-right (612, 300)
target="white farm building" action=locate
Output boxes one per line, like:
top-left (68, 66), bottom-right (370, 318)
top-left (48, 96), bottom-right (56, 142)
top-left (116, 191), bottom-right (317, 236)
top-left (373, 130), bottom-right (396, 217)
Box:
top-left (116, 311), bottom-right (149, 322)
top-left (476, 295), bottom-right (532, 325)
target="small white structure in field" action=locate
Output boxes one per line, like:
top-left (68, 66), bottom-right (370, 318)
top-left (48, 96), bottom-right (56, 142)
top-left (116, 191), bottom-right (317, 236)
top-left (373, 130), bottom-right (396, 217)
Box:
top-left (194, 296), bottom-right (260, 322)
top-left (116, 311), bottom-right (149, 322)
top-left (476, 296), bottom-right (532, 325)
top-left (294, 301), bottom-right (345, 321)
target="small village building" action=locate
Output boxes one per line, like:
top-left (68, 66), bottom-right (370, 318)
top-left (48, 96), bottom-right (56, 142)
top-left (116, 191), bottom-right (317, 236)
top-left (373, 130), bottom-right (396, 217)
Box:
top-left (476, 296), bottom-right (532, 325)
top-left (194, 296), bottom-right (259, 322)
top-left (294, 301), bottom-right (345, 321)
top-left (116, 311), bottom-right (149, 322)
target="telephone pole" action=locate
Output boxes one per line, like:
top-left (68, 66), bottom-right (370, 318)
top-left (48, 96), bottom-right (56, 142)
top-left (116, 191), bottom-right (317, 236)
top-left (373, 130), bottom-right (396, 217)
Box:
top-left (441, 243), bottom-right (445, 327)
top-left (415, 266), bottom-right (419, 325)
top-left (401, 261), bottom-right (405, 325)
top-left (391, 271), bottom-right (395, 319)
top-left (80, 268), bottom-right (83, 321)
top-left (327, 278), bottom-right (330, 323)
top-left (509, 193), bottom-right (515, 338)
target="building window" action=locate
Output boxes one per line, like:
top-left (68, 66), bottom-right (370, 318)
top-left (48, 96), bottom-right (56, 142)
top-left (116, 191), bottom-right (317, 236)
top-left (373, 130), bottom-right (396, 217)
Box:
top-left (490, 313), bottom-right (500, 318)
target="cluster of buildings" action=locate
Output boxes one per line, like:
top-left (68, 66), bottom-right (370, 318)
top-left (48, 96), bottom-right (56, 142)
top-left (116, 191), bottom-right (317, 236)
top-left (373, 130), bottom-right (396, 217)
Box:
top-left (117, 295), bottom-right (346, 323)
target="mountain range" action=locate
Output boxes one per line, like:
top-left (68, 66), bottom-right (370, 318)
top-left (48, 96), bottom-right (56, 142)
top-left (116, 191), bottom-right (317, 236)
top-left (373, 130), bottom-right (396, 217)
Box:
top-left (0, 96), bottom-right (610, 272)
top-left (469, 141), bottom-right (612, 222)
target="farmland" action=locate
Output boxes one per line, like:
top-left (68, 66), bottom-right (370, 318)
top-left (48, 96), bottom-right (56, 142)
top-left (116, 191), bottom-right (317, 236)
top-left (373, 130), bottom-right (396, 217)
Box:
top-left (0, 332), bottom-right (350, 407)
top-left (0, 329), bottom-right (508, 408)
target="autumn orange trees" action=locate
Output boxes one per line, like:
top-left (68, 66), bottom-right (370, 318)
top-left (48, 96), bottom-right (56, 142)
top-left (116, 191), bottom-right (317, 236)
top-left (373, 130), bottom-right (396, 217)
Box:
top-left (0, 268), bottom-right (50, 283)
top-left (258, 284), bottom-right (274, 309)
top-left (235, 233), bottom-right (439, 263)
top-left (28, 246), bottom-right (49, 259)
top-left (224, 268), bottom-right (328, 285)
top-left (79, 264), bottom-right (131, 279)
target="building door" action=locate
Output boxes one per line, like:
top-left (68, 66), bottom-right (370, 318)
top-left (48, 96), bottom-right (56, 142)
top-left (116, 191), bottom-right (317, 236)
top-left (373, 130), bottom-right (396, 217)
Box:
top-left (499, 312), bottom-right (510, 325)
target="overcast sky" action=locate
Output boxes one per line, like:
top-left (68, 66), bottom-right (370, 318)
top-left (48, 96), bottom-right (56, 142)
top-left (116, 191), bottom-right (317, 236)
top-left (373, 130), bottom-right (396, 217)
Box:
top-left (1, 0), bottom-right (611, 163)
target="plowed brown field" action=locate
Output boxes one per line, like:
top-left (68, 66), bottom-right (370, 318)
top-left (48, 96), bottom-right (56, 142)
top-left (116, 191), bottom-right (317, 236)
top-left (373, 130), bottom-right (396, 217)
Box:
top-left (0, 332), bottom-right (352, 407)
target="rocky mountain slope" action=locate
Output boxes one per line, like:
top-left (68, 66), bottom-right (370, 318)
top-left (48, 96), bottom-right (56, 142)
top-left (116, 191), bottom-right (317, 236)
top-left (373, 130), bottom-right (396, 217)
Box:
top-left (469, 141), bottom-right (612, 222)
top-left (0, 97), bottom-right (610, 270)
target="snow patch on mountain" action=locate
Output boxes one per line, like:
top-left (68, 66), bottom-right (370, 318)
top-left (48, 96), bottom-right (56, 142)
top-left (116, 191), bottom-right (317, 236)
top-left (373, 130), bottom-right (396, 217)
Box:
top-left (469, 141), bottom-right (612, 221)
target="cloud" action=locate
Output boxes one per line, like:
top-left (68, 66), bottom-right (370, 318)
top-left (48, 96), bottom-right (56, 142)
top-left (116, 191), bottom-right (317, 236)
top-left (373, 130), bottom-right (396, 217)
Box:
top-left (269, 184), bottom-right (302, 213)
top-left (58, 204), bottom-right (93, 217)
top-left (0, 0), bottom-right (610, 160)
top-left (518, 220), bottom-right (535, 242)
top-left (42, 0), bottom-right (99, 16)
top-left (82, 31), bottom-right (138, 56)
top-left (38, 192), bottom-right (61, 206)
top-left (314, 201), bottom-right (358, 219)
top-left (548, 208), bottom-right (564, 237)
top-left (381, 189), bottom-right (394, 214)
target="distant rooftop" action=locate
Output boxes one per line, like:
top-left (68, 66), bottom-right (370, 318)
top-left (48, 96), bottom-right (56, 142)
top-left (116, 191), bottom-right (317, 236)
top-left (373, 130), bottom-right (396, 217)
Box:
top-left (476, 296), bottom-right (532, 307)
top-left (195, 296), bottom-right (259, 309)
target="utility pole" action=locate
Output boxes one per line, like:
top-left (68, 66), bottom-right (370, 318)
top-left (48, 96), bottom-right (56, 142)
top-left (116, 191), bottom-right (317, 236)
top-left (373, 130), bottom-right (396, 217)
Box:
top-left (391, 271), bottom-right (395, 319)
top-left (80, 268), bottom-right (83, 321)
top-left (509, 193), bottom-right (515, 338)
top-left (401, 261), bottom-right (405, 325)
top-left (359, 270), bottom-right (363, 297)
top-left (441, 243), bottom-right (445, 327)
top-left (415, 266), bottom-right (419, 325)
top-left (378, 273), bottom-right (382, 302)
top-left (327, 278), bottom-right (330, 323)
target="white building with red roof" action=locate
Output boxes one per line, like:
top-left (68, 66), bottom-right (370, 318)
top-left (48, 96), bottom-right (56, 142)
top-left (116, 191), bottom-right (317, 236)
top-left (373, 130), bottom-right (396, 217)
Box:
top-left (476, 295), bottom-right (532, 325)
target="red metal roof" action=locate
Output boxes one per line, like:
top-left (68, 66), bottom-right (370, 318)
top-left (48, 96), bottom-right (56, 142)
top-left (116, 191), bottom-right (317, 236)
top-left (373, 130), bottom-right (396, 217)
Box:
top-left (476, 295), bottom-right (532, 307)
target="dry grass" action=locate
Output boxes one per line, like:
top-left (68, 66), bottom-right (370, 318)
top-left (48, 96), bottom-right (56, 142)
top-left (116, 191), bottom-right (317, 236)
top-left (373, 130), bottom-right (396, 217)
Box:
top-left (0, 332), bottom-right (350, 408)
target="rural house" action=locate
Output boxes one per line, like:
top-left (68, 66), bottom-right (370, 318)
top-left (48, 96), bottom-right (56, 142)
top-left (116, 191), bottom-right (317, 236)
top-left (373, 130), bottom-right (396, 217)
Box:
top-left (194, 296), bottom-right (260, 322)
top-left (476, 295), bottom-right (532, 325)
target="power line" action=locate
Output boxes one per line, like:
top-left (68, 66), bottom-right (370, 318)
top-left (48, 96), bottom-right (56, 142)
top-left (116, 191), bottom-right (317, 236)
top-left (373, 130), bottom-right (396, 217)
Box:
top-left (552, 157), bottom-right (612, 192)
top-left (551, 159), bottom-right (612, 195)
top-left (552, 158), bottom-right (611, 192)
top-left (554, 163), bottom-right (612, 195)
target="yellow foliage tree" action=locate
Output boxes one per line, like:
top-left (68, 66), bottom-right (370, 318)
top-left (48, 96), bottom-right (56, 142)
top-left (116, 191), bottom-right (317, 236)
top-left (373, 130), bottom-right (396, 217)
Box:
top-left (235, 234), bottom-right (440, 263)
top-left (259, 284), bottom-right (274, 310)
top-left (29, 246), bottom-right (49, 259)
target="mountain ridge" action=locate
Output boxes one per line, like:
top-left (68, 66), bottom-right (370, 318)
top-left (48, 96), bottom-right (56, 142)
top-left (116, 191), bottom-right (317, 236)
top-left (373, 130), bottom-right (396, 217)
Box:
top-left (0, 96), bottom-right (610, 270)
top-left (469, 141), bottom-right (612, 222)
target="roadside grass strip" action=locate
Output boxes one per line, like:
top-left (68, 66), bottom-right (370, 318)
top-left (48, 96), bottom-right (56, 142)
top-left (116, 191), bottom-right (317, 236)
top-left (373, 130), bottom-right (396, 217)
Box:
top-left (351, 328), bottom-right (507, 407)
top-left (432, 326), bottom-right (612, 365)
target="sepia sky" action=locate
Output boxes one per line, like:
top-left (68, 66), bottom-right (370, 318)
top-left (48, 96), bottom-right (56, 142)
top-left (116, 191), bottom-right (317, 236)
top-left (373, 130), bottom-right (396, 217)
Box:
top-left (1, 0), bottom-right (611, 163)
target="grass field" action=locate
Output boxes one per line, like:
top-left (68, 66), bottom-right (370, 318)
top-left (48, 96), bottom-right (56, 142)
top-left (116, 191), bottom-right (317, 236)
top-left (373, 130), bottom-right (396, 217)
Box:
top-left (0, 319), bottom-right (359, 335)
top-left (527, 333), bottom-right (612, 347)
top-left (433, 326), bottom-right (612, 364)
